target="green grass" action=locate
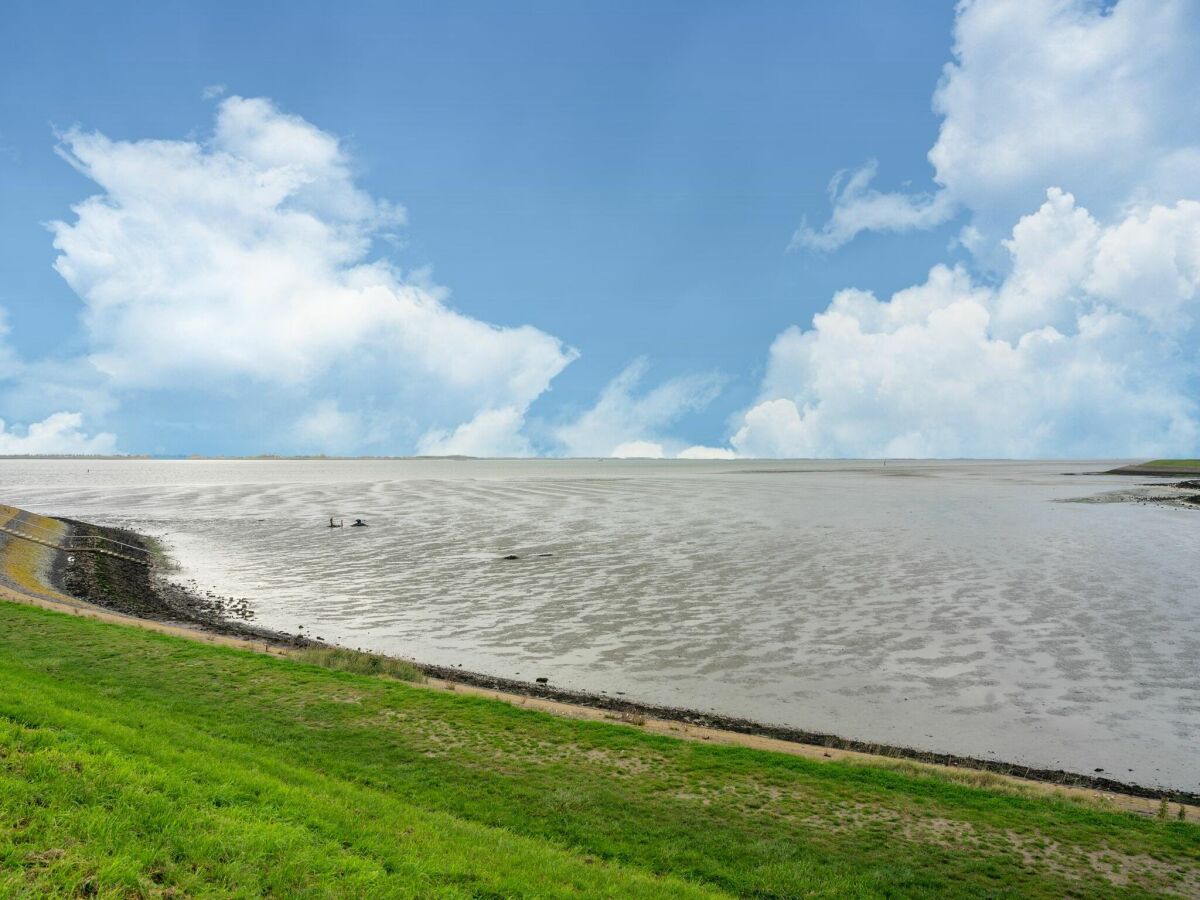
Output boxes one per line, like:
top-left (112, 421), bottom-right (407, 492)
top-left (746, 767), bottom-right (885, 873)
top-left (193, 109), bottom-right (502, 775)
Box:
top-left (291, 645), bottom-right (425, 682)
top-left (1140, 459), bottom-right (1200, 469)
top-left (1, 600), bottom-right (1197, 898)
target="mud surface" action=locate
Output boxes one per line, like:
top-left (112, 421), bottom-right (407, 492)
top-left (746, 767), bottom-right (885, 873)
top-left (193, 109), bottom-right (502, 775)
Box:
top-left (1067, 478), bottom-right (1200, 511)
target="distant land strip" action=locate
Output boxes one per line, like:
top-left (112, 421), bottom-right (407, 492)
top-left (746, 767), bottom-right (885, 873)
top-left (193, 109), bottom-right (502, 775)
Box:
top-left (1105, 459), bottom-right (1200, 476)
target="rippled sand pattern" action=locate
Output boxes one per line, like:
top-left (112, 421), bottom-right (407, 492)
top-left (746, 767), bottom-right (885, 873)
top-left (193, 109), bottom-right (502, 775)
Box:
top-left (2, 458), bottom-right (1197, 789)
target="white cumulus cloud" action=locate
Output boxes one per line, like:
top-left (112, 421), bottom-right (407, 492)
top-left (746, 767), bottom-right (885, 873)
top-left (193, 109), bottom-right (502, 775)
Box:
top-left (797, 0), bottom-right (1200, 251)
top-left (753, 0), bottom-right (1200, 458)
top-left (676, 445), bottom-right (736, 460)
top-left (48, 96), bottom-right (576, 455)
top-left (417, 406), bottom-right (533, 458)
top-left (610, 440), bottom-right (665, 459)
top-left (0, 412), bottom-right (116, 455)
top-left (0, 307), bottom-right (116, 451)
top-left (553, 359), bottom-right (723, 458)
top-left (737, 190), bottom-right (1200, 458)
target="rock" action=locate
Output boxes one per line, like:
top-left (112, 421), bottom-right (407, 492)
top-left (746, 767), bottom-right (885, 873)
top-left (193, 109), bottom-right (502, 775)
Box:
top-left (535, 677), bottom-right (549, 684)
top-left (502, 554), bottom-right (520, 560)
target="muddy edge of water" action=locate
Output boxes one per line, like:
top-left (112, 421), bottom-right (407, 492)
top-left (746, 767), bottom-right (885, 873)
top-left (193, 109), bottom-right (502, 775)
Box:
top-left (53, 514), bottom-right (1200, 806)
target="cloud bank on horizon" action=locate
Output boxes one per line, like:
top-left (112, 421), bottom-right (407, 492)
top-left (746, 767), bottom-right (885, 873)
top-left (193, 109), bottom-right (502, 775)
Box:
top-left (738, 0), bottom-right (1200, 458)
top-left (1, 0), bottom-right (1198, 458)
top-left (2, 96), bottom-right (722, 458)
top-left (49, 96), bottom-right (577, 457)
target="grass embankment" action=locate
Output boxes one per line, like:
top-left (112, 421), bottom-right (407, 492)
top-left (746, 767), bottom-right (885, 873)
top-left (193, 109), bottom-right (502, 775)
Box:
top-left (1107, 460), bottom-right (1200, 476)
top-left (2, 603), bottom-right (1198, 897)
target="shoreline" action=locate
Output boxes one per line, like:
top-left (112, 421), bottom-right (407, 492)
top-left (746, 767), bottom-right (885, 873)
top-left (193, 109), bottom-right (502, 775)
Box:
top-left (5, 507), bottom-right (1199, 809)
top-left (1067, 478), bottom-right (1200, 510)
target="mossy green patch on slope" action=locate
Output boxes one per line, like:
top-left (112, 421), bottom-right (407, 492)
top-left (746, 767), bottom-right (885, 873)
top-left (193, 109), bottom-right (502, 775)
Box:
top-left (1, 600), bottom-right (1197, 898)
top-left (0, 509), bottom-right (73, 605)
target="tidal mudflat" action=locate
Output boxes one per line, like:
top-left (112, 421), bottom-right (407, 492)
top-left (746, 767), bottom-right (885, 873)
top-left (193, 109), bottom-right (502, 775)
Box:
top-left (2, 458), bottom-right (1197, 790)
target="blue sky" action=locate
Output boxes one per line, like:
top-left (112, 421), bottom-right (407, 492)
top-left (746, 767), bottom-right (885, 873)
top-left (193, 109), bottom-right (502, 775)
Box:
top-left (1, 1), bottom-right (1198, 457)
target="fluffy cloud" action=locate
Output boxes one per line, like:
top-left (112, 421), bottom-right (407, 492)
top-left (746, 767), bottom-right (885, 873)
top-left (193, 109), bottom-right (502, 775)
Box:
top-left (290, 400), bottom-right (378, 454)
top-left (48, 96), bottom-right (576, 454)
top-left (610, 442), bottom-right (738, 461)
top-left (931, 0), bottom-right (1200, 233)
top-left (676, 445), bottom-right (736, 460)
top-left (553, 359), bottom-right (723, 458)
top-left (0, 307), bottom-right (116, 452)
top-left (0, 412), bottom-right (116, 455)
top-left (798, 0), bottom-right (1200, 251)
top-left (417, 406), bottom-right (533, 458)
top-left (737, 190), bottom-right (1200, 457)
top-left (611, 440), bottom-right (665, 459)
top-left (753, 0), bottom-right (1200, 458)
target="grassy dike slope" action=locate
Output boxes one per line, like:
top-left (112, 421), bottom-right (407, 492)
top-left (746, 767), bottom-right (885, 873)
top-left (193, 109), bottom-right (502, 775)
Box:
top-left (1107, 460), bottom-right (1200, 476)
top-left (1, 602), bottom-right (1198, 898)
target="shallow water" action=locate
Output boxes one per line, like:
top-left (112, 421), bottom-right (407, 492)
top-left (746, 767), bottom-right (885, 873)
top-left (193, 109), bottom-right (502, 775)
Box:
top-left (2, 458), bottom-right (1197, 789)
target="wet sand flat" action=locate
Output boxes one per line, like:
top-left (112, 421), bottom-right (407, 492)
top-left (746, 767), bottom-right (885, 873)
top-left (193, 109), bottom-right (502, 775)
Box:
top-left (1, 458), bottom-right (1197, 790)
